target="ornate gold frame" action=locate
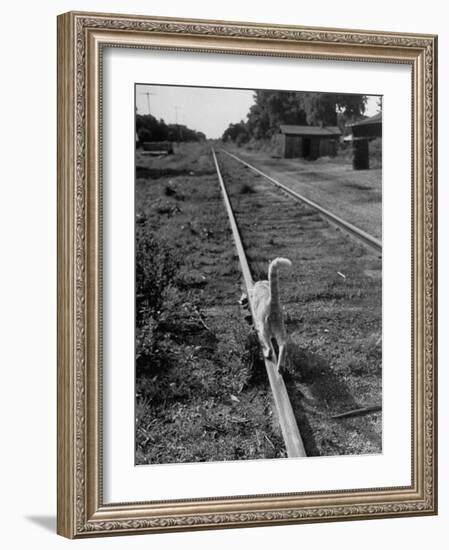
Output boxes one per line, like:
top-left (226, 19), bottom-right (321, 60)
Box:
top-left (57, 11), bottom-right (438, 539)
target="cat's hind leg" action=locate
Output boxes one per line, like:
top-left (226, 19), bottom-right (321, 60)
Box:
top-left (275, 342), bottom-right (286, 373)
top-left (261, 340), bottom-right (272, 360)
top-left (262, 346), bottom-right (272, 360)
top-left (260, 327), bottom-right (274, 360)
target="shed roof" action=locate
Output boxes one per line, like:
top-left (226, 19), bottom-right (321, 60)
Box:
top-left (279, 124), bottom-right (341, 136)
top-left (349, 112), bottom-right (382, 127)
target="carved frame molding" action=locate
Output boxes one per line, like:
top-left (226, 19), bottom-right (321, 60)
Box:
top-left (57, 11), bottom-right (437, 538)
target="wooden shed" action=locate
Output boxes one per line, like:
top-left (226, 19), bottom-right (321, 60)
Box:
top-left (279, 124), bottom-right (341, 160)
top-left (350, 113), bottom-right (382, 170)
top-left (350, 112), bottom-right (382, 139)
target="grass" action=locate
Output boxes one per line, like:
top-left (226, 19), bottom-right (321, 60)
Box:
top-left (135, 143), bottom-right (286, 465)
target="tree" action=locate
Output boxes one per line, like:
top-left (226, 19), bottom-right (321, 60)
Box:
top-left (221, 90), bottom-right (367, 143)
top-left (246, 91), bottom-right (307, 139)
top-left (222, 121), bottom-right (249, 143)
top-left (136, 113), bottom-right (205, 143)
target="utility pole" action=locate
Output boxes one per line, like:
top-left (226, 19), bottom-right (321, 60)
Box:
top-left (140, 91), bottom-right (156, 115)
top-left (174, 106), bottom-right (182, 142)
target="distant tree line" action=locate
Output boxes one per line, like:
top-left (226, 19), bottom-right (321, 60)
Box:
top-left (222, 91), bottom-right (367, 144)
top-left (136, 114), bottom-right (206, 145)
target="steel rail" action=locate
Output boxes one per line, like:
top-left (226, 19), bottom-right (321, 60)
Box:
top-left (220, 149), bottom-right (382, 255)
top-left (211, 148), bottom-right (306, 458)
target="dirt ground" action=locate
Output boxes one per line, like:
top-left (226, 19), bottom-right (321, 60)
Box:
top-left (135, 142), bottom-right (382, 465)
top-left (231, 147), bottom-right (382, 240)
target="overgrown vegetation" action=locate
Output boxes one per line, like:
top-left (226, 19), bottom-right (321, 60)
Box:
top-left (135, 145), bottom-right (286, 464)
top-left (135, 239), bottom-right (283, 463)
top-left (135, 224), bottom-right (181, 370)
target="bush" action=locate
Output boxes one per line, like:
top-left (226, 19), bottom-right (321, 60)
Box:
top-left (136, 225), bottom-right (180, 317)
top-left (136, 225), bottom-right (181, 367)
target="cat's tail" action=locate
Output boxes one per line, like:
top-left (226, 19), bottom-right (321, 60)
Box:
top-left (268, 257), bottom-right (292, 300)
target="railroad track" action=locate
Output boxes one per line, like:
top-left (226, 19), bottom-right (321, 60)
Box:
top-left (211, 148), bottom-right (307, 458)
top-left (212, 147), bottom-right (382, 459)
top-left (220, 148), bottom-right (382, 256)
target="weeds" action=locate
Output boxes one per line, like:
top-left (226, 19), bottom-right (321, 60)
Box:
top-left (135, 225), bottom-right (181, 369)
top-left (136, 225), bottom-right (180, 315)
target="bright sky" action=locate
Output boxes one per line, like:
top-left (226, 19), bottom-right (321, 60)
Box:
top-left (365, 95), bottom-right (379, 117)
top-left (135, 84), bottom-right (380, 139)
top-left (136, 84), bottom-right (254, 139)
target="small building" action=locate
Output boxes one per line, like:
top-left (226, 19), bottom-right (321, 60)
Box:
top-left (279, 124), bottom-right (341, 160)
top-left (350, 112), bottom-right (382, 139)
top-left (350, 113), bottom-right (382, 170)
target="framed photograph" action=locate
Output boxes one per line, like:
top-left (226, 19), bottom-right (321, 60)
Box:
top-left (57, 11), bottom-right (437, 538)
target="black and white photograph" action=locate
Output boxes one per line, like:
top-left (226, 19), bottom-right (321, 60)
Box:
top-left (134, 83), bottom-right (382, 466)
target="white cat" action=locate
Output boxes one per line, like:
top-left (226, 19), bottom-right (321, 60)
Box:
top-left (249, 257), bottom-right (292, 373)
